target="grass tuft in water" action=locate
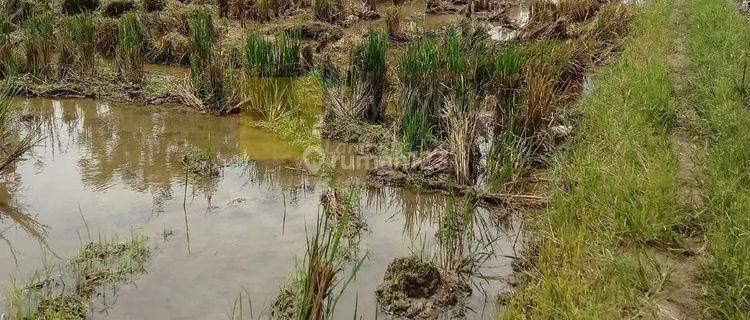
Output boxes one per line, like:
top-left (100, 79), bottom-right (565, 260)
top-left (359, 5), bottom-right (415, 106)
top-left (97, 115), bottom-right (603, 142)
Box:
top-left (188, 9), bottom-right (238, 114)
top-left (58, 13), bottom-right (96, 78)
top-left (272, 212), bottom-right (366, 319)
top-left (9, 234), bottom-right (150, 320)
top-left (398, 36), bottom-right (441, 151)
top-left (348, 29), bottom-right (388, 123)
top-left (115, 12), bottom-right (146, 83)
top-left (243, 28), bottom-right (302, 77)
top-left (519, 39), bottom-right (574, 137)
top-left (22, 10), bottom-right (54, 79)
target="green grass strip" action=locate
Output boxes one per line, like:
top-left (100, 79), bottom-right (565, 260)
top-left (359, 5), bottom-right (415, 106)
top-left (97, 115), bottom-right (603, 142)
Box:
top-left (501, 0), bottom-right (684, 318)
top-left (685, 0), bottom-right (750, 317)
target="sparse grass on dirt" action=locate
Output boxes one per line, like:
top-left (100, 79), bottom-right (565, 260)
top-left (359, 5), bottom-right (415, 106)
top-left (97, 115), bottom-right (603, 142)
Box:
top-left (685, 0), bottom-right (750, 316)
top-left (501, 0), bottom-right (687, 317)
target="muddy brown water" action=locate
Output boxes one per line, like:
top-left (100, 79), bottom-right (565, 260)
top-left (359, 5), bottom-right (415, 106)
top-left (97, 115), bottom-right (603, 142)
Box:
top-left (0, 98), bottom-right (519, 319)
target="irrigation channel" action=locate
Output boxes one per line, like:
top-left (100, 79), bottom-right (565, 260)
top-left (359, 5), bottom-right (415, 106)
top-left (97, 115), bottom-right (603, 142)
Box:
top-left (0, 96), bottom-right (521, 319)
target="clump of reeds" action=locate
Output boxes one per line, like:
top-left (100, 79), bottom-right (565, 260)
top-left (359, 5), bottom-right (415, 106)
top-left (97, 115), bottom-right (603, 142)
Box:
top-left (243, 28), bottom-right (302, 77)
top-left (115, 13), bottom-right (146, 82)
top-left (150, 31), bottom-right (190, 65)
top-left (398, 36), bottom-right (442, 151)
top-left (58, 14), bottom-right (96, 78)
top-left (520, 40), bottom-right (573, 137)
top-left (489, 45), bottom-right (522, 133)
top-left (22, 10), bottom-right (54, 79)
top-left (348, 29), bottom-right (388, 123)
top-left (62, 0), bottom-right (99, 14)
top-left (484, 45), bottom-right (528, 188)
top-left (583, 2), bottom-right (632, 53)
top-left (237, 0), bottom-right (290, 22)
top-left (442, 90), bottom-right (481, 186)
top-left (94, 16), bottom-right (118, 56)
top-left (396, 23), bottom-right (491, 151)
top-left (189, 9), bottom-right (239, 114)
top-left (313, 0), bottom-right (344, 23)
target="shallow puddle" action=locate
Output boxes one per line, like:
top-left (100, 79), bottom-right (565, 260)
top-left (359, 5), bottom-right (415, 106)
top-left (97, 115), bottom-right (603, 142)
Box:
top-left (0, 98), bottom-right (519, 319)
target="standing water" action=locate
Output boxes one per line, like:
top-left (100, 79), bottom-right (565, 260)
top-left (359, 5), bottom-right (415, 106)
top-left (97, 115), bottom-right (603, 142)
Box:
top-left (0, 98), bottom-right (519, 319)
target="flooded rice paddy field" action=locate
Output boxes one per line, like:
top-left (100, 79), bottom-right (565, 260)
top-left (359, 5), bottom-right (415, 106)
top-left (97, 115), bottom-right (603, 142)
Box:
top-left (0, 98), bottom-right (520, 319)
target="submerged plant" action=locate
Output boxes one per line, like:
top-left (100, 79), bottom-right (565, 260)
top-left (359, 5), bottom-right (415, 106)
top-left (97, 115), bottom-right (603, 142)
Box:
top-left (442, 90), bottom-right (481, 186)
top-left (244, 29), bottom-right (302, 77)
top-left (115, 12), bottom-right (146, 82)
top-left (23, 10), bottom-right (54, 79)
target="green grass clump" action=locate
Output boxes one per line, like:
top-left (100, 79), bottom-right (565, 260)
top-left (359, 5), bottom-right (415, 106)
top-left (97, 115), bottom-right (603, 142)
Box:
top-left (398, 36), bottom-right (442, 151)
top-left (115, 12), bottom-right (146, 82)
top-left (396, 22), bottom-right (493, 152)
top-left (243, 29), bottom-right (302, 77)
top-left (501, 0), bottom-right (683, 317)
top-left (23, 10), bottom-right (54, 79)
top-left (348, 29), bottom-right (388, 123)
top-left (189, 9), bottom-right (238, 114)
top-left (59, 14), bottom-right (96, 78)
top-left (685, 0), bottom-right (750, 316)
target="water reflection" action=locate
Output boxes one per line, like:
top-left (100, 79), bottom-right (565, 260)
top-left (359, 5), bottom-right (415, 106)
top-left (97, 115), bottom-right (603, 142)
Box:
top-left (0, 173), bottom-right (56, 267)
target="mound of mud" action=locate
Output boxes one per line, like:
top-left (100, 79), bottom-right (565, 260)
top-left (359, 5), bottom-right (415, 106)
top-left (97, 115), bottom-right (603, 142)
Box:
top-left (370, 149), bottom-right (455, 189)
top-left (376, 256), bottom-right (471, 318)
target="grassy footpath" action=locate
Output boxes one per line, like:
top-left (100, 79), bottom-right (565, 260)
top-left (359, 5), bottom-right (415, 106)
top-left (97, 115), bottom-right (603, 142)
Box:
top-left (501, 0), bottom-right (686, 318)
top-left (685, 0), bottom-right (750, 317)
